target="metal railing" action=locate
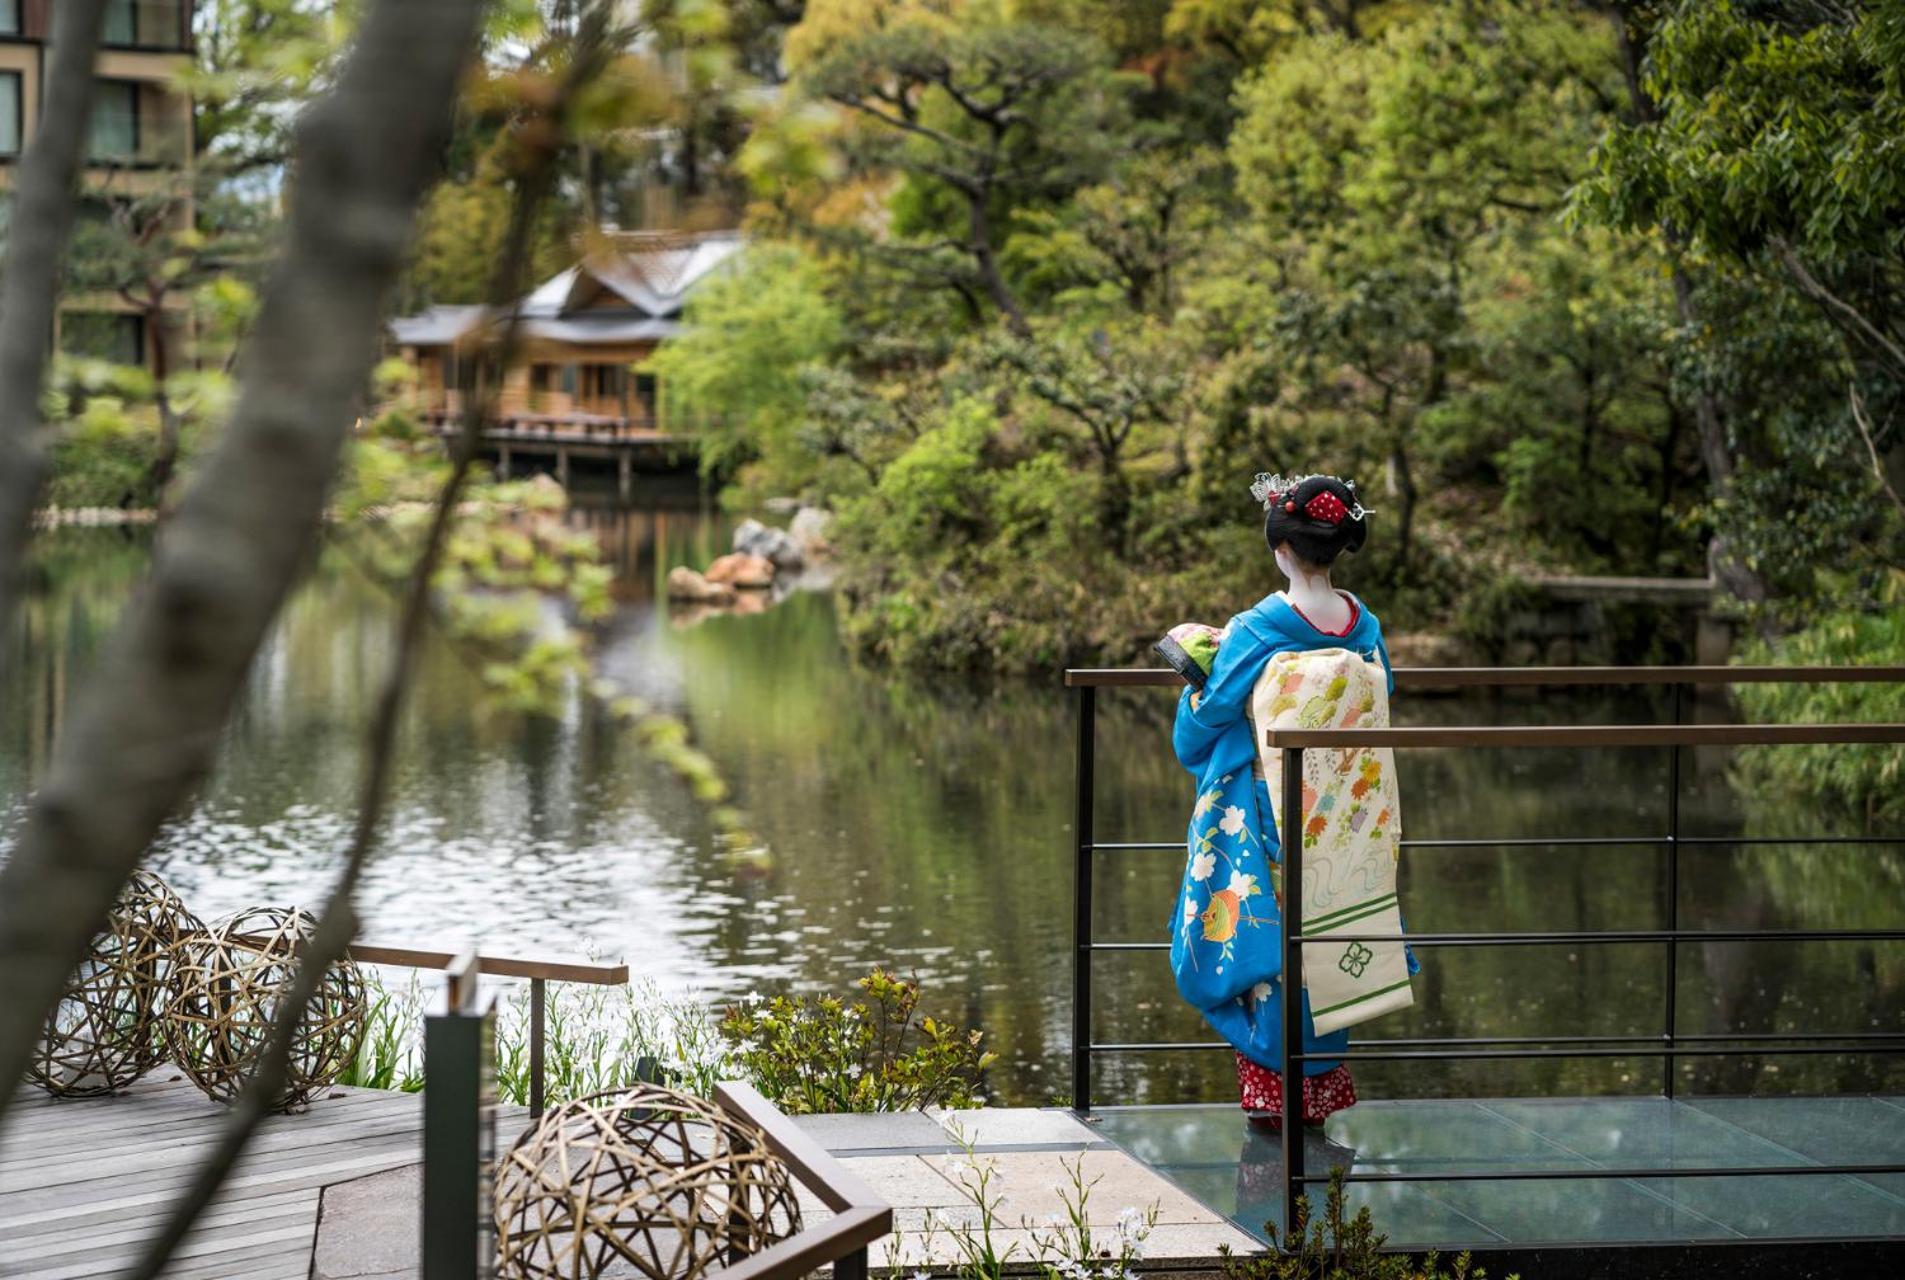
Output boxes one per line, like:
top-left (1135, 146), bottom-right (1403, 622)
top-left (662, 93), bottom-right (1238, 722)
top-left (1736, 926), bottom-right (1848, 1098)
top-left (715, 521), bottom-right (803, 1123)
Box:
top-left (1065, 664), bottom-right (1905, 1243)
top-left (347, 941), bottom-right (628, 1116)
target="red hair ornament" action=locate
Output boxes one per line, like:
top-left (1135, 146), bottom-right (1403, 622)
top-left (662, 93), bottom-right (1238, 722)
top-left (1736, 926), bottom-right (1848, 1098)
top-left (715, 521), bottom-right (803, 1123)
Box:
top-left (1304, 491), bottom-right (1349, 525)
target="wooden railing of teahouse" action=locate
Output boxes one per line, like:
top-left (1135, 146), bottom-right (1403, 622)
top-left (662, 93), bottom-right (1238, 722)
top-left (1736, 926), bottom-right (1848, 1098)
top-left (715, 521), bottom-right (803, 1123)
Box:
top-left (1063, 664), bottom-right (1905, 1247)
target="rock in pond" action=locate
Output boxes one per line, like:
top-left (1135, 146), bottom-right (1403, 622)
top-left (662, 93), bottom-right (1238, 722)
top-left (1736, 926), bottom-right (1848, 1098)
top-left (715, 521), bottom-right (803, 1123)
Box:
top-left (705, 552), bottom-right (775, 589)
top-left (666, 565), bottom-right (737, 604)
top-left (789, 506), bottom-right (833, 558)
top-left (732, 517), bottom-right (804, 570)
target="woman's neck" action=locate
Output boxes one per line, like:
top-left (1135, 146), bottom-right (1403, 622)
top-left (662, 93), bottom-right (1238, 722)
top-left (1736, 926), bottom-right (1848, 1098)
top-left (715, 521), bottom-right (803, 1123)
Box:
top-left (1281, 565), bottom-right (1350, 631)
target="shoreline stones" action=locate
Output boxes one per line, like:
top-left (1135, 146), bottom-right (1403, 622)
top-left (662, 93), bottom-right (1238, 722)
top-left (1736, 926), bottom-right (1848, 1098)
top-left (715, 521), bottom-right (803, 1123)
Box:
top-left (704, 552), bottom-right (775, 589)
top-left (666, 566), bottom-right (737, 604)
top-left (732, 518), bottom-right (804, 571)
top-left (788, 506), bottom-right (833, 558)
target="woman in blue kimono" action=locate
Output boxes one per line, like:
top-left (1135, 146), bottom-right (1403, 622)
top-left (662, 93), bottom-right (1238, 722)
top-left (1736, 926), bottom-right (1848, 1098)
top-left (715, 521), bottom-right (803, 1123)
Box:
top-left (1170, 473), bottom-right (1395, 1127)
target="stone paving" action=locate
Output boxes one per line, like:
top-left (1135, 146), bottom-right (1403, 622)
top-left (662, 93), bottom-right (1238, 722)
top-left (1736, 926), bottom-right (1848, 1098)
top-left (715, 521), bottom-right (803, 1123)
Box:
top-left (810, 1108), bottom-right (1258, 1274)
top-left (308, 1104), bottom-right (1256, 1278)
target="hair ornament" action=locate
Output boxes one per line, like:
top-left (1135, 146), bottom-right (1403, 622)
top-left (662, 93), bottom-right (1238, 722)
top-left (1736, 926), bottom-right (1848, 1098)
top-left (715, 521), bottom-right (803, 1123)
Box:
top-left (1250, 472), bottom-right (1371, 521)
top-left (1304, 490), bottom-right (1349, 525)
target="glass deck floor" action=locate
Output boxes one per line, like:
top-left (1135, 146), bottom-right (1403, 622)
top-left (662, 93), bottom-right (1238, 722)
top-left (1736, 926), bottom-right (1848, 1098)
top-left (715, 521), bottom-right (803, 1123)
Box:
top-left (1093, 1096), bottom-right (1905, 1249)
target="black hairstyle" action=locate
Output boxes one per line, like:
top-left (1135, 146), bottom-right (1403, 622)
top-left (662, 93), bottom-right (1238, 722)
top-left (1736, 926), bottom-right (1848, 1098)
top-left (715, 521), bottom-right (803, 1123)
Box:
top-left (1257, 474), bottom-right (1369, 568)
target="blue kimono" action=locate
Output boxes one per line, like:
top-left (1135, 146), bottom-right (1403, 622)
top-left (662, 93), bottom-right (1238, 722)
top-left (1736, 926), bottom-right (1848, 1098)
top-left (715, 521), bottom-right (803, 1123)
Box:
top-left (1169, 592), bottom-right (1395, 1074)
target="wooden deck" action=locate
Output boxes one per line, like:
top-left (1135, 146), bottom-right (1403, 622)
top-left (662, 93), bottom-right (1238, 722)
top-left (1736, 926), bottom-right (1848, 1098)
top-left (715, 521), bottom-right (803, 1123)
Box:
top-left (0, 1076), bottom-right (486, 1280)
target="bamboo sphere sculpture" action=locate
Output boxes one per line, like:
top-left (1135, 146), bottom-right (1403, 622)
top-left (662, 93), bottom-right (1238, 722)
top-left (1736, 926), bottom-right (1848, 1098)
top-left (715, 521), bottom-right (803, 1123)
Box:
top-left (28, 869), bottom-right (203, 1098)
top-left (495, 1085), bottom-right (803, 1280)
top-left (165, 905), bottom-right (367, 1112)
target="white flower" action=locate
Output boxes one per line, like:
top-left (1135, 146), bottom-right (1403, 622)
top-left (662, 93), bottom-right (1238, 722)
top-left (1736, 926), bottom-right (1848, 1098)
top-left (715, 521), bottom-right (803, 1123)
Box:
top-left (944, 1159), bottom-right (972, 1181)
top-left (1226, 869), bottom-right (1259, 898)
top-left (1193, 789), bottom-right (1220, 818)
top-left (1190, 852), bottom-right (1216, 882)
top-left (1181, 895), bottom-right (1197, 924)
top-left (1218, 805), bottom-right (1247, 837)
top-left (1251, 981), bottom-right (1274, 1002)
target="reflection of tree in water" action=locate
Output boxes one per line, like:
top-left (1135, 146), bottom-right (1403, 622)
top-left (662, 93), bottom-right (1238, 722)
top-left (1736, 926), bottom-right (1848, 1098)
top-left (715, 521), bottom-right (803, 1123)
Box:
top-left (4, 530), bottom-right (152, 786)
top-left (1681, 782), bottom-right (1905, 1096)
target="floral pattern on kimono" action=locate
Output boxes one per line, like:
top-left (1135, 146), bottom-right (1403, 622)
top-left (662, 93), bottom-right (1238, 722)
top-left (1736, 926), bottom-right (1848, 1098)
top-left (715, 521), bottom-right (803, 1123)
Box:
top-left (1168, 592), bottom-right (1395, 1075)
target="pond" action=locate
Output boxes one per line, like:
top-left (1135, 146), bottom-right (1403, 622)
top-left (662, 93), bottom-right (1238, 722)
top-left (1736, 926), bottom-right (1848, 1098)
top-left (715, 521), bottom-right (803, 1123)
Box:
top-left (4, 493), bottom-right (1902, 1106)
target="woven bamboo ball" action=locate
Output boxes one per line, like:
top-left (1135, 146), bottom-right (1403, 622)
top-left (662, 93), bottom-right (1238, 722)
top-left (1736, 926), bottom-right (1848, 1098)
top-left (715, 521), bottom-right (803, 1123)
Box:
top-left (165, 905), bottom-right (367, 1112)
top-left (28, 869), bottom-right (203, 1098)
top-left (495, 1085), bottom-right (803, 1280)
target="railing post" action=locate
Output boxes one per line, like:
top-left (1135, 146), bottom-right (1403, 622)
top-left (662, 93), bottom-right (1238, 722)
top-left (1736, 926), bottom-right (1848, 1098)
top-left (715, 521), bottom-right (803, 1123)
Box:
top-left (530, 976), bottom-right (547, 1117)
top-left (834, 1246), bottom-right (870, 1280)
top-left (1280, 745), bottom-right (1305, 1246)
top-left (1072, 683), bottom-right (1097, 1114)
top-left (423, 952), bottom-right (497, 1280)
top-left (1664, 682), bottom-right (1684, 1099)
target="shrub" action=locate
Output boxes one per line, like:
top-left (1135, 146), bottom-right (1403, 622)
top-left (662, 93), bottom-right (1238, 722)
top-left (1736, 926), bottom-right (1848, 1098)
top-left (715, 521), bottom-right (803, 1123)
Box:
top-left (1733, 573), bottom-right (1905, 825)
top-left (1221, 1170), bottom-right (1502, 1280)
top-left (719, 968), bottom-right (996, 1113)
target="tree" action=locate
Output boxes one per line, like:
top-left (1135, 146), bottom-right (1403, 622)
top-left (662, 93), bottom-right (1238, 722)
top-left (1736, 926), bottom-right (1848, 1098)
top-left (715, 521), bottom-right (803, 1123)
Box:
top-left (1575, 0), bottom-right (1905, 602)
top-left (643, 241), bottom-right (845, 486)
top-left (0, 0), bottom-right (489, 1184)
top-left (0, 0), bottom-right (117, 667)
top-left (776, 0), bottom-right (1138, 333)
top-left (1225, 3), bottom-right (1621, 571)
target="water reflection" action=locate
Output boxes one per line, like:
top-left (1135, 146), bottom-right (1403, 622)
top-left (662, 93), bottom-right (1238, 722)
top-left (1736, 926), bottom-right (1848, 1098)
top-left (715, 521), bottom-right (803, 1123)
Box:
top-left (3, 508), bottom-right (1901, 1105)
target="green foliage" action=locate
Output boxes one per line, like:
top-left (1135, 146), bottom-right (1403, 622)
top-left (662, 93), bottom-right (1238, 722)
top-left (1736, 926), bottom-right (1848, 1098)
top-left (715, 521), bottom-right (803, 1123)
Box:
top-left (334, 417), bottom-right (614, 715)
top-left (43, 417), bottom-right (156, 511)
top-left (1733, 572), bottom-right (1905, 825)
top-left (1576, 1), bottom-right (1905, 280)
top-left (718, 968), bottom-right (997, 1113)
top-left (342, 973), bottom-right (737, 1106)
top-left (403, 176), bottom-right (572, 309)
top-left (346, 967), bottom-right (993, 1113)
top-left (1571, 0), bottom-right (1905, 607)
top-left (1222, 1170), bottom-right (1495, 1280)
top-left (643, 243), bottom-right (845, 485)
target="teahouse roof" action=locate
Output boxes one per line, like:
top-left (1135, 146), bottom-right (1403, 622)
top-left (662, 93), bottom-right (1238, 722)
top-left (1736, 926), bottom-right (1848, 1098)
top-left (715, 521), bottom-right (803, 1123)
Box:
top-left (389, 230), bottom-right (743, 350)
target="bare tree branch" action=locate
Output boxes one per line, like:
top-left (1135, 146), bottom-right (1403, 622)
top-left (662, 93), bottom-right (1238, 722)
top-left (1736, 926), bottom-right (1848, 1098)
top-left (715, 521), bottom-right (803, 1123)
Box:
top-left (0, 0), bottom-right (490, 1135)
top-left (0, 0), bottom-right (111, 670)
top-left (1849, 382), bottom-right (1905, 523)
top-left (1772, 236), bottom-right (1905, 380)
top-left (121, 11), bottom-right (616, 1273)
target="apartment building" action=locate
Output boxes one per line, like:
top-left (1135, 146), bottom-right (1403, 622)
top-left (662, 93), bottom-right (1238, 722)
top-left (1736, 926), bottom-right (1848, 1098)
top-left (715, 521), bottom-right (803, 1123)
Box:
top-left (0, 0), bottom-right (194, 368)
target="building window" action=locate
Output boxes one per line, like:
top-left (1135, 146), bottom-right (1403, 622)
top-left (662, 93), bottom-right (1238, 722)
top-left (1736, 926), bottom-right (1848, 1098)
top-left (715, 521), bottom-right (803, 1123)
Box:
top-left (0, 71), bottom-right (19, 156)
top-left (62, 313), bottom-right (146, 367)
top-left (89, 80), bottom-right (141, 163)
top-left (104, 0), bottom-right (185, 49)
top-left (0, 2), bottom-right (20, 37)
